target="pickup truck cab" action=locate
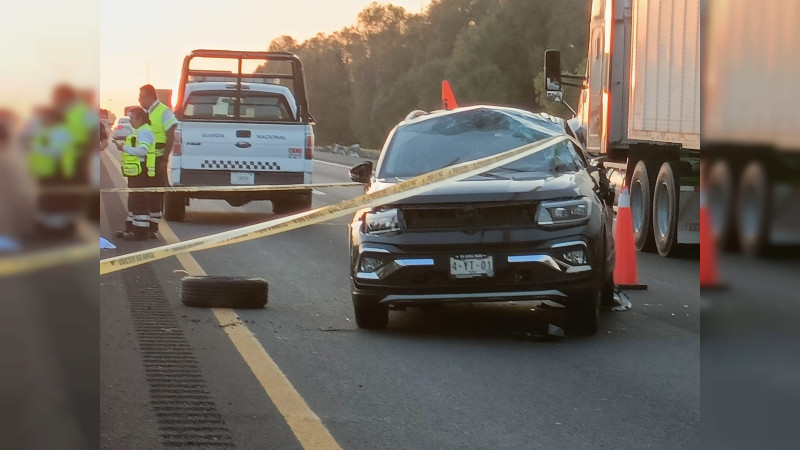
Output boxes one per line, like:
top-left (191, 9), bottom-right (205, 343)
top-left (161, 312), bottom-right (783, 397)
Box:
top-left (165, 50), bottom-right (314, 221)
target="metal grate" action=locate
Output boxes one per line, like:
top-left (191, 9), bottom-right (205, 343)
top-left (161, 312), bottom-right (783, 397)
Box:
top-left (122, 265), bottom-right (234, 448)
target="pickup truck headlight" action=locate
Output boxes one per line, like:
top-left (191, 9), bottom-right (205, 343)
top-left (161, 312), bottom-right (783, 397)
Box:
top-left (364, 208), bottom-right (404, 234)
top-left (536, 198), bottom-right (591, 227)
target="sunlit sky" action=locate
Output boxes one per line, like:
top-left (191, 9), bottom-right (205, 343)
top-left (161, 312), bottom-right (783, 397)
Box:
top-left (1, 1), bottom-right (429, 119)
top-left (99, 0), bottom-right (430, 118)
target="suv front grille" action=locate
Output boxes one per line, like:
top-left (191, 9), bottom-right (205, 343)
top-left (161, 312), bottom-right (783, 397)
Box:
top-left (401, 202), bottom-right (536, 230)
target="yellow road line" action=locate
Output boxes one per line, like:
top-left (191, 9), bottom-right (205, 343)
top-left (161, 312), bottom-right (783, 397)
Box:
top-left (103, 149), bottom-right (341, 449)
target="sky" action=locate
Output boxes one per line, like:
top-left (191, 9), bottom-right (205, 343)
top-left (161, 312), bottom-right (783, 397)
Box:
top-left (98, 0), bottom-right (430, 118)
top-left (0, 1), bottom-right (429, 120)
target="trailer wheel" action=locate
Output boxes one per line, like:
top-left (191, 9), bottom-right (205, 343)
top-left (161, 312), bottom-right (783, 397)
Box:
top-left (164, 192), bottom-right (186, 222)
top-left (653, 162), bottom-right (678, 257)
top-left (707, 159), bottom-right (735, 249)
top-left (630, 160), bottom-right (655, 252)
top-left (736, 161), bottom-right (770, 256)
top-left (181, 276), bottom-right (268, 309)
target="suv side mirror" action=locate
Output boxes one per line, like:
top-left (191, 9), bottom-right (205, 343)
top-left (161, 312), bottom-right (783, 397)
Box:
top-left (350, 161), bottom-right (373, 184)
top-left (544, 49), bottom-right (564, 102)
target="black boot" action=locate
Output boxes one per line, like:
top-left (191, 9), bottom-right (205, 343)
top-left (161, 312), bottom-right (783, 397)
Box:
top-left (115, 221), bottom-right (134, 238)
top-left (122, 225), bottom-right (148, 241)
top-left (149, 221), bottom-right (159, 240)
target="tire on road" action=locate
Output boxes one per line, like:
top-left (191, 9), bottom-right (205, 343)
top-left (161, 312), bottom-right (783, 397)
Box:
top-left (653, 162), bottom-right (678, 257)
top-left (164, 192), bottom-right (186, 222)
top-left (630, 160), bottom-right (655, 252)
top-left (181, 276), bottom-right (268, 309)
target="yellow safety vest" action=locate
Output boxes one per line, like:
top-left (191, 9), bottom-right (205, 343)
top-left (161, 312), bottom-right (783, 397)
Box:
top-left (148, 102), bottom-right (177, 157)
top-left (121, 124), bottom-right (154, 177)
top-left (28, 124), bottom-right (73, 178)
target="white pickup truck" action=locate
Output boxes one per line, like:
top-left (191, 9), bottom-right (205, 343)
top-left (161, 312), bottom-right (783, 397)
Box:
top-left (165, 50), bottom-right (315, 221)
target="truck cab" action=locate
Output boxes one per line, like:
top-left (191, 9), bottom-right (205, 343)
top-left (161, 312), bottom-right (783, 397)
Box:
top-left (165, 50), bottom-right (315, 221)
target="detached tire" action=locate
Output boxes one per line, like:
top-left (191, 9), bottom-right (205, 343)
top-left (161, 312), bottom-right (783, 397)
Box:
top-left (164, 192), bottom-right (186, 222)
top-left (653, 162), bottom-right (679, 257)
top-left (181, 276), bottom-right (268, 309)
top-left (630, 160), bottom-right (655, 252)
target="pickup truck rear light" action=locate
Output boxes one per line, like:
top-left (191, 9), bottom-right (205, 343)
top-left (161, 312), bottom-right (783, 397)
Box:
top-left (304, 134), bottom-right (314, 160)
top-left (172, 129), bottom-right (182, 156)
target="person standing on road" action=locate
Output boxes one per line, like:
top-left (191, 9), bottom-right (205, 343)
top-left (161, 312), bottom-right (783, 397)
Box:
top-left (115, 108), bottom-right (155, 241)
top-left (138, 84), bottom-right (177, 238)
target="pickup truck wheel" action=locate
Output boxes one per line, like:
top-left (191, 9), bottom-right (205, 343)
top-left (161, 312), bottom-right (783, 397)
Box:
top-left (272, 194), bottom-right (313, 215)
top-left (164, 192), bottom-right (186, 222)
top-left (567, 291), bottom-right (600, 335)
top-left (181, 276), bottom-right (268, 308)
top-left (653, 162), bottom-right (678, 257)
top-left (630, 160), bottom-right (655, 252)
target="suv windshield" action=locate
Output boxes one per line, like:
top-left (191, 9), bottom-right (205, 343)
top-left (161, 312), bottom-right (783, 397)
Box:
top-left (378, 108), bottom-right (584, 178)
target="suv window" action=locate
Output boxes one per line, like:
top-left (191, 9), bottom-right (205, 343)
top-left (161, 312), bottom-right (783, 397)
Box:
top-left (183, 91), bottom-right (295, 121)
top-left (379, 108), bottom-right (583, 178)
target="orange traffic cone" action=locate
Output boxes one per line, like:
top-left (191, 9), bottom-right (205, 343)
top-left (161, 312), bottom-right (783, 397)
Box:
top-left (442, 80), bottom-right (458, 110)
top-left (700, 186), bottom-right (726, 290)
top-left (614, 186), bottom-right (647, 290)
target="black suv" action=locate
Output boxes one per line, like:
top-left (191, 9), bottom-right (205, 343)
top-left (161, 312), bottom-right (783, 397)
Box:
top-left (348, 106), bottom-right (615, 334)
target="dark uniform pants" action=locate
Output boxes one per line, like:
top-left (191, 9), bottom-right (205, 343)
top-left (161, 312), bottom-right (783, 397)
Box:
top-left (148, 152), bottom-right (168, 229)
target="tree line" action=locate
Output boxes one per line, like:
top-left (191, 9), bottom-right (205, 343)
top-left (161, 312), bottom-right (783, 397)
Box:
top-left (264, 0), bottom-right (589, 148)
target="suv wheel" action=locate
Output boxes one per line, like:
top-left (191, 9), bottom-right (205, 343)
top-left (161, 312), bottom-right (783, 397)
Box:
top-left (353, 298), bottom-right (389, 330)
top-left (567, 291), bottom-right (600, 335)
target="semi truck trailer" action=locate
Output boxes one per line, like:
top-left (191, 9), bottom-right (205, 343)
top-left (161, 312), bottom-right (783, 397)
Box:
top-left (545, 0), bottom-right (701, 257)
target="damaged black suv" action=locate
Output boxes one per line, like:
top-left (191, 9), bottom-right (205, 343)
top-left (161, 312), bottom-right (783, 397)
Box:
top-left (348, 106), bottom-right (615, 334)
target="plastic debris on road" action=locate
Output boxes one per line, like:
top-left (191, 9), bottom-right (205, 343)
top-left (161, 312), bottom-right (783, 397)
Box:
top-left (100, 237), bottom-right (116, 249)
top-left (0, 235), bottom-right (21, 252)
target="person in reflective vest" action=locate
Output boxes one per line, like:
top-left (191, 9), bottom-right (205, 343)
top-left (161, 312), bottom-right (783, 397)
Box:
top-left (138, 84), bottom-right (178, 238)
top-left (27, 107), bottom-right (83, 236)
top-left (115, 107), bottom-right (155, 241)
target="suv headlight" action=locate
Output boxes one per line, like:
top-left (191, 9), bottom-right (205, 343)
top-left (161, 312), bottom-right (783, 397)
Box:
top-left (536, 198), bottom-right (591, 227)
top-left (364, 208), bottom-right (404, 234)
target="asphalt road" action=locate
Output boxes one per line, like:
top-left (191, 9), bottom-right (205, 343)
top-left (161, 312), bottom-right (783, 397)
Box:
top-left (99, 147), bottom-right (700, 449)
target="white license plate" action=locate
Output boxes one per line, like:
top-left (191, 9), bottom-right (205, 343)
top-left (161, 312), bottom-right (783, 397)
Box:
top-left (449, 255), bottom-right (494, 278)
top-left (231, 172), bottom-right (254, 185)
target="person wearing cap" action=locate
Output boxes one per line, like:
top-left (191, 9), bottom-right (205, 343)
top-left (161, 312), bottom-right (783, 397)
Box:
top-left (138, 84), bottom-right (177, 238)
top-left (115, 107), bottom-right (155, 241)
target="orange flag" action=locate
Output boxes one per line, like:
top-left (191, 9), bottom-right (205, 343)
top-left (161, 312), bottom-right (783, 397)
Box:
top-left (442, 80), bottom-right (458, 110)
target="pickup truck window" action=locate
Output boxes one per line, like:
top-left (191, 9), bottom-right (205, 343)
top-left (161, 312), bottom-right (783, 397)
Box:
top-left (183, 91), bottom-right (295, 122)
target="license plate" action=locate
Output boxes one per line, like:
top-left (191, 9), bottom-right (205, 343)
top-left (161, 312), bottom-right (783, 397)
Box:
top-left (231, 172), bottom-right (254, 185)
top-left (449, 255), bottom-right (494, 278)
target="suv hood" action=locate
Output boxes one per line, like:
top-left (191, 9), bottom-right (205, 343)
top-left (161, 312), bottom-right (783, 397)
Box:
top-left (368, 172), bottom-right (585, 205)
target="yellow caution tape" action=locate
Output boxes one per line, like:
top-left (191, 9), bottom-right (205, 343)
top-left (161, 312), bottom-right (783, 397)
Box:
top-left (100, 135), bottom-right (571, 275)
top-left (0, 244), bottom-right (97, 278)
top-left (100, 182), bottom-right (362, 193)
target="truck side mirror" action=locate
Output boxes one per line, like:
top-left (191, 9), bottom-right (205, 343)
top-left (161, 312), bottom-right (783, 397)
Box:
top-left (350, 161), bottom-right (373, 184)
top-left (544, 50), bottom-right (563, 102)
